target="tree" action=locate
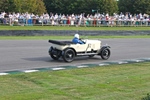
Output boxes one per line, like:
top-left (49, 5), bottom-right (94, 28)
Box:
top-left (118, 0), bottom-right (150, 14)
top-left (43, 0), bottom-right (62, 14)
top-left (100, 0), bottom-right (118, 15)
top-left (77, 0), bottom-right (100, 14)
top-left (0, 0), bottom-right (46, 15)
top-left (44, 0), bottom-right (77, 14)
top-left (13, 0), bottom-right (46, 15)
top-left (134, 0), bottom-right (150, 14)
top-left (0, 0), bottom-right (9, 12)
top-left (35, 0), bottom-right (47, 15)
top-left (43, 0), bottom-right (118, 15)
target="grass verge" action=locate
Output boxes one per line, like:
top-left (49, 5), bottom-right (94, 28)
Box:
top-left (0, 26), bottom-right (150, 40)
top-left (0, 26), bottom-right (150, 31)
top-left (0, 62), bottom-right (150, 100)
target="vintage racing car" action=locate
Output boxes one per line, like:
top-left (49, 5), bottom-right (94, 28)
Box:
top-left (48, 39), bottom-right (111, 62)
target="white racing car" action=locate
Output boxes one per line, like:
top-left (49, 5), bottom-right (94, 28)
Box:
top-left (48, 39), bottom-right (111, 62)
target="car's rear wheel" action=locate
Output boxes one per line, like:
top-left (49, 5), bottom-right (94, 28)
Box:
top-left (49, 48), bottom-right (61, 60)
top-left (50, 53), bottom-right (60, 60)
top-left (100, 48), bottom-right (110, 60)
top-left (62, 49), bottom-right (75, 62)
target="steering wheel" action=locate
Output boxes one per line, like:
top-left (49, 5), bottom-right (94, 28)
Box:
top-left (79, 38), bottom-right (86, 44)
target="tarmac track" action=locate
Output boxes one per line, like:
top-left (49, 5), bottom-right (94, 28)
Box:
top-left (0, 39), bottom-right (150, 73)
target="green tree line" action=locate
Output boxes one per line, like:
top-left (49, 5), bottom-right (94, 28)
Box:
top-left (0, 0), bottom-right (150, 15)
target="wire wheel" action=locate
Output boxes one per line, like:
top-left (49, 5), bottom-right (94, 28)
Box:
top-left (100, 48), bottom-right (110, 60)
top-left (49, 47), bottom-right (61, 60)
top-left (50, 53), bottom-right (60, 60)
top-left (62, 49), bottom-right (75, 62)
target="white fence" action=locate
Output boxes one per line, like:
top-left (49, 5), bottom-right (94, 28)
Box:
top-left (0, 18), bottom-right (150, 27)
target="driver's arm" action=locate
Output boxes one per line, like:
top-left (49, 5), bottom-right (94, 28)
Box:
top-left (78, 39), bottom-right (85, 44)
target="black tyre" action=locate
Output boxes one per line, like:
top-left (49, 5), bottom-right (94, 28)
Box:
top-left (49, 48), bottom-right (61, 60)
top-left (50, 53), bottom-right (60, 60)
top-left (100, 48), bottom-right (110, 60)
top-left (62, 49), bottom-right (75, 62)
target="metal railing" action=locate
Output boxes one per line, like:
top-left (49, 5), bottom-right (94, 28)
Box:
top-left (0, 18), bottom-right (150, 27)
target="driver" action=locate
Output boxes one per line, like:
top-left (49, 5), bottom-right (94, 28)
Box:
top-left (72, 34), bottom-right (85, 44)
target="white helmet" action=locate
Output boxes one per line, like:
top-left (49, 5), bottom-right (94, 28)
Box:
top-left (74, 34), bottom-right (79, 39)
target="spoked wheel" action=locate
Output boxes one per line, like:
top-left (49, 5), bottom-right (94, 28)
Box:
top-left (100, 48), bottom-right (110, 60)
top-left (62, 49), bottom-right (75, 62)
top-left (49, 47), bottom-right (61, 60)
top-left (50, 53), bottom-right (60, 60)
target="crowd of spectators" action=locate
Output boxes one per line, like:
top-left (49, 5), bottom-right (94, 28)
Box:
top-left (0, 11), bottom-right (150, 26)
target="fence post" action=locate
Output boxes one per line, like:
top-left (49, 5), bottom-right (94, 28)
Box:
top-left (42, 19), bottom-right (43, 26)
top-left (9, 18), bottom-right (12, 26)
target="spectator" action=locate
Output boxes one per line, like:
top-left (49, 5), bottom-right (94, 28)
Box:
top-left (0, 11), bottom-right (149, 26)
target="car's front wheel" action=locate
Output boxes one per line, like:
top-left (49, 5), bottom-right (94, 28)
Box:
top-left (62, 49), bottom-right (75, 62)
top-left (100, 48), bottom-right (110, 60)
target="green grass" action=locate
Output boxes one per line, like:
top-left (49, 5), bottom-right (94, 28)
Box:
top-left (0, 26), bottom-right (150, 31)
top-left (0, 26), bottom-right (150, 40)
top-left (0, 62), bottom-right (150, 100)
top-left (0, 25), bottom-right (150, 100)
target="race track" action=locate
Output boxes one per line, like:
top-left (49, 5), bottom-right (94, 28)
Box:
top-left (0, 39), bottom-right (150, 73)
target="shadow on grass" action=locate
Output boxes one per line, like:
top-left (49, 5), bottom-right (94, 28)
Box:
top-left (142, 93), bottom-right (150, 100)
